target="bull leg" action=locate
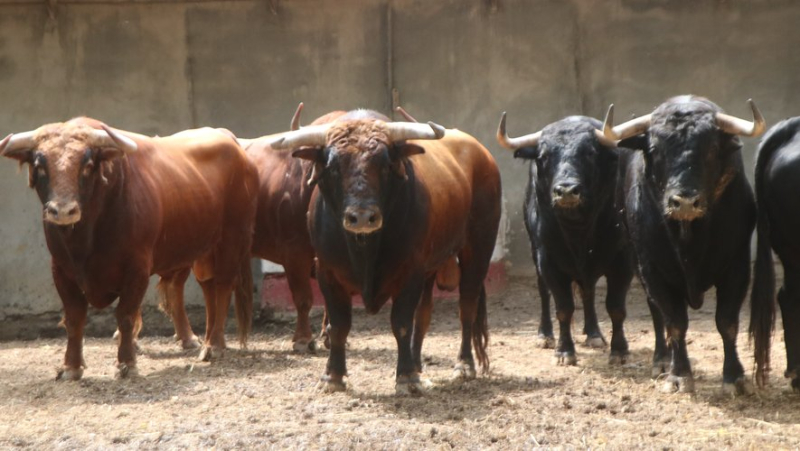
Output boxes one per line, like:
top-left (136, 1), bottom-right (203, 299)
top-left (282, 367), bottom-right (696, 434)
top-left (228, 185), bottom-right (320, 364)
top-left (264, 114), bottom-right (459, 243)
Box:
top-left (535, 266), bottom-right (555, 349)
top-left (52, 264), bottom-right (88, 381)
top-left (393, 275), bottom-right (425, 395)
top-left (548, 272), bottom-right (578, 366)
top-left (115, 270), bottom-right (150, 378)
top-left (318, 269), bottom-right (351, 392)
top-left (579, 284), bottom-right (606, 348)
top-left (647, 298), bottom-right (670, 377)
top-left (660, 303), bottom-right (694, 393)
top-left (194, 256), bottom-right (223, 361)
top-left (715, 250), bottom-right (752, 396)
top-left (778, 280), bottom-right (800, 391)
top-left (412, 275), bottom-right (436, 374)
top-left (285, 260), bottom-right (316, 353)
top-left (160, 268), bottom-right (200, 350)
top-left (606, 252), bottom-right (633, 365)
top-left (453, 245), bottom-right (492, 380)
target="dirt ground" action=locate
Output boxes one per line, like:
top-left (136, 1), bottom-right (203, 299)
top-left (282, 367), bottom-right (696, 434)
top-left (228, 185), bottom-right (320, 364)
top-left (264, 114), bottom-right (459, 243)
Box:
top-left (1, 275), bottom-right (799, 450)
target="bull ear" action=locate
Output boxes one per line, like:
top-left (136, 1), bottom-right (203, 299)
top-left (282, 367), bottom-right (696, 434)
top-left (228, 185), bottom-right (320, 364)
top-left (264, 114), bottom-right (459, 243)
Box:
top-left (513, 146), bottom-right (539, 159)
top-left (618, 135), bottom-right (648, 152)
top-left (291, 146), bottom-right (324, 162)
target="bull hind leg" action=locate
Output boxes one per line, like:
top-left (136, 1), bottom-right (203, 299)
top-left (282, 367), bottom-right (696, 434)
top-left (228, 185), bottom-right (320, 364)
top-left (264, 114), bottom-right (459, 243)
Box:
top-left (715, 250), bottom-right (753, 396)
top-left (412, 275), bottom-right (436, 374)
top-left (605, 253), bottom-right (633, 365)
top-left (285, 260), bottom-right (317, 353)
top-left (53, 265), bottom-right (88, 381)
top-left (452, 243), bottom-right (492, 381)
top-left (393, 275), bottom-right (427, 395)
top-left (158, 268), bottom-right (200, 350)
top-left (535, 267), bottom-right (555, 349)
top-left (578, 284), bottom-right (606, 348)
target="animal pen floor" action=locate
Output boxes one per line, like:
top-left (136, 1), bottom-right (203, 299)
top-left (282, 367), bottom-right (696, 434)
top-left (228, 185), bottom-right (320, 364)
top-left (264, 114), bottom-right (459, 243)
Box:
top-left (0, 276), bottom-right (798, 449)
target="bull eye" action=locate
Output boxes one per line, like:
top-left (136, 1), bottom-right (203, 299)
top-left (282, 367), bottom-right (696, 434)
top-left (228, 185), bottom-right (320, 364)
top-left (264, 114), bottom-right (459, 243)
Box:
top-left (82, 162), bottom-right (95, 178)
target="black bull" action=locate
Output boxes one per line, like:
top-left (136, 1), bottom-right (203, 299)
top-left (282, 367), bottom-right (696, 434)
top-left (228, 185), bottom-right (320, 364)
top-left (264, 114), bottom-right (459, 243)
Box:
top-left (608, 95), bottom-right (765, 394)
top-left (750, 117), bottom-right (800, 391)
top-left (497, 113), bottom-right (634, 366)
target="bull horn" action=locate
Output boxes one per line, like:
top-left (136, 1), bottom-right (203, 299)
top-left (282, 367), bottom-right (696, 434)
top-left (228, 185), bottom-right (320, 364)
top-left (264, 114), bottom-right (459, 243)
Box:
top-left (715, 99), bottom-right (766, 137)
top-left (496, 112), bottom-right (541, 150)
top-left (605, 112), bottom-right (652, 142)
top-left (95, 126), bottom-right (138, 154)
top-left (290, 102), bottom-right (304, 131)
top-left (395, 106), bottom-right (418, 123)
top-left (594, 104), bottom-right (618, 148)
top-left (0, 130), bottom-right (37, 156)
top-left (269, 124), bottom-right (332, 150)
top-left (385, 121), bottom-right (445, 142)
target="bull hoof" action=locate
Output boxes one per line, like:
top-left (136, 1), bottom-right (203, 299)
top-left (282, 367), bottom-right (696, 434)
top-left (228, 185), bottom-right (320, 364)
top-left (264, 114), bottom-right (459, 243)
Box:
top-left (609, 352), bottom-right (629, 366)
top-left (660, 375), bottom-right (694, 394)
top-left (293, 340), bottom-right (317, 354)
top-left (55, 367), bottom-right (83, 381)
top-left (396, 375), bottom-right (431, 396)
top-left (115, 363), bottom-right (139, 379)
top-left (317, 375), bottom-right (346, 393)
top-left (180, 336), bottom-right (202, 350)
top-left (722, 377), bottom-right (754, 396)
top-left (198, 345), bottom-right (225, 362)
top-left (451, 361), bottom-right (477, 381)
top-left (651, 360), bottom-right (670, 378)
top-left (554, 352), bottom-right (577, 366)
top-left (536, 335), bottom-right (556, 349)
top-left (584, 336), bottom-right (607, 349)
top-left (791, 378), bottom-right (800, 393)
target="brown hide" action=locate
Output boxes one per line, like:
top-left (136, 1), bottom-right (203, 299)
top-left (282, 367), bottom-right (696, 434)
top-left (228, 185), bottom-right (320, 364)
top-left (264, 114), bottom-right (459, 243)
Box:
top-left (2, 117), bottom-right (258, 378)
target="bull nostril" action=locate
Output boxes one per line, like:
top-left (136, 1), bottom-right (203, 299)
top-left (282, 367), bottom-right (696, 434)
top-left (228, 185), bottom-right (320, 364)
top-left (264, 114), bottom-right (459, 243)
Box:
top-left (368, 214), bottom-right (376, 224)
top-left (692, 199), bottom-right (701, 209)
top-left (67, 207), bottom-right (79, 216)
top-left (46, 206), bottom-right (58, 217)
top-left (346, 213), bottom-right (358, 225)
top-left (669, 196), bottom-right (682, 209)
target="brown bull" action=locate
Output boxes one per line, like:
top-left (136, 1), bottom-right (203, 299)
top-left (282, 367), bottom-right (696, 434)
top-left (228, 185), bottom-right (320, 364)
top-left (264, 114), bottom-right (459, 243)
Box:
top-left (272, 110), bottom-right (502, 394)
top-left (0, 118), bottom-right (258, 379)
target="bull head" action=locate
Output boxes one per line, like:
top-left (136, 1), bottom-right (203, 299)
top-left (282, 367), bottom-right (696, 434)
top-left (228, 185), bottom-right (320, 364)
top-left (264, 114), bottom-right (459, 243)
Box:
top-left (1, 123), bottom-right (137, 226)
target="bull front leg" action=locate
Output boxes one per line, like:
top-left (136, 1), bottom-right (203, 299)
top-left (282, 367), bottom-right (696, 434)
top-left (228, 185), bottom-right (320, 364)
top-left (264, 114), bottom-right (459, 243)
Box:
top-left (115, 270), bottom-right (150, 379)
top-left (52, 263), bottom-right (88, 381)
top-left (546, 270), bottom-right (578, 366)
top-left (392, 275), bottom-right (425, 395)
top-left (605, 252), bottom-right (633, 365)
top-left (317, 269), bottom-right (351, 393)
top-left (715, 249), bottom-right (753, 396)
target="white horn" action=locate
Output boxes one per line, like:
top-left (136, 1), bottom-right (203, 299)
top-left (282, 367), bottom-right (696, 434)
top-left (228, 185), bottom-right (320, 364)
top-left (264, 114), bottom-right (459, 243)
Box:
top-left (496, 112), bottom-right (541, 150)
top-left (385, 121), bottom-right (445, 142)
top-left (269, 124), bottom-right (332, 150)
top-left (94, 126), bottom-right (138, 154)
top-left (290, 102), bottom-right (304, 131)
top-left (0, 131), bottom-right (37, 157)
top-left (716, 99), bottom-right (766, 137)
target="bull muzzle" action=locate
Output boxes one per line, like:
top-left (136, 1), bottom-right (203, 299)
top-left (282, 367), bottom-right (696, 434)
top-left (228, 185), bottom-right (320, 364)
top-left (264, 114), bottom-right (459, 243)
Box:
top-left (343, 205), bottom-right (383, 234)
top-left (44, 200), bottom-right (81, 225)
top-left (665, 191), bottom-right (706, 221)
top-left (552, 182), bottom-right (582, 209)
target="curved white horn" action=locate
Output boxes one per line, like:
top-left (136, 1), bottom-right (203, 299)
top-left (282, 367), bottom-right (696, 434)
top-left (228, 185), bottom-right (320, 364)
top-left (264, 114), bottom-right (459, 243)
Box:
top-left (94, 126), bottom-right (138, 154)
top-left (269, 124), bottom-right (332, 150)
top-left (496, 112), bottom-right (541, 150)
top-left (385, 121), bottom-right (445, 142)
top-left (593, 104), bottom-right (618, 148)
top-left (716, 99), bottom-right (766, 137)
top-left (0, 131), bottom-right (37, 156)
top-left (290, 102), bottom-right (304, 131)
top-left (605, 113), bottom-right (652, 142)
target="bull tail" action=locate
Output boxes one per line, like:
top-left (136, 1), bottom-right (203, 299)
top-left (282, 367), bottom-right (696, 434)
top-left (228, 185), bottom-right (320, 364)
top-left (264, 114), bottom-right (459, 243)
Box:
top-left (234, 258), bottom-right (254, 348)
top-left (748, 120), bottom-right (798, 387)
top-left (474, 284), bottom-right (490, 372)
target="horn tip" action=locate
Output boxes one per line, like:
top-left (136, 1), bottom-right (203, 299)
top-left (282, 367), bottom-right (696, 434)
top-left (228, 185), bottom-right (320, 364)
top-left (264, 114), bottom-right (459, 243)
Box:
top-left (427, 121), bottom-right (446, 139)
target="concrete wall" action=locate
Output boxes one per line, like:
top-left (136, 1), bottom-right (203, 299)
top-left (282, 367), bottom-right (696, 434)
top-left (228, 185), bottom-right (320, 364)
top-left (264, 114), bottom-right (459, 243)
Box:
top-left (1, 0), bottom-right (798, 332)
